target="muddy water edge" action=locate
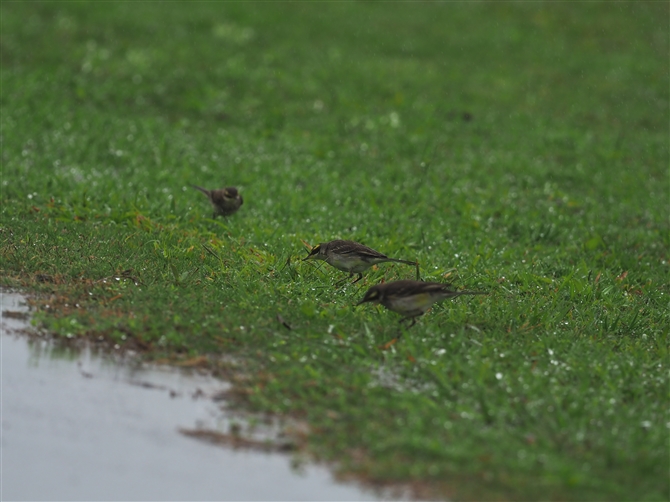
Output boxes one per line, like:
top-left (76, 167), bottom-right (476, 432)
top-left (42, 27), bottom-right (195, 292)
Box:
top-left (1, 290), bottom-right (390, 501)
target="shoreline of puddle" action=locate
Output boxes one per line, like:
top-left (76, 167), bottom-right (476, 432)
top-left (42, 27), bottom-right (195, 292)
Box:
top-left (1, 289), bottom-right (404, 501)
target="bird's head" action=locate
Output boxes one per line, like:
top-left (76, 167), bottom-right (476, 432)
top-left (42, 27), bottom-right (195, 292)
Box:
top-left (303, 243), bottom-right (325, 261)
top-left (356, 285), bottom-right (383, 306)
top-left (223, 187), bottom-right (239, 198)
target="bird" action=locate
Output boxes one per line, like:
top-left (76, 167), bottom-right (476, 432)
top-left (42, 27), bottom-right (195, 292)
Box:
top-left (302, 239), bottom-right (417, 283)
top-left (356, 280), bottom-right (487, 328)
top-left (191, 185), bottom-right (243, 218)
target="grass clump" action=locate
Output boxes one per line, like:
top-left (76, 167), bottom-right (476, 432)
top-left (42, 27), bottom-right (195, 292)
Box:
top-left (1, 2), bottom-right (668, 500)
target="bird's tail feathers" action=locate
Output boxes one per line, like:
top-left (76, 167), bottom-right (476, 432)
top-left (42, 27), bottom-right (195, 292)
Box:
top-left (191, 185), bottom-right (209, 195)
top-left (388, 258), bottom-right (418, 266)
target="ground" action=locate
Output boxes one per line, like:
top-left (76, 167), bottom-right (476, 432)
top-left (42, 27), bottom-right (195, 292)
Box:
top-left (1, 2), bottom-right (668, 500)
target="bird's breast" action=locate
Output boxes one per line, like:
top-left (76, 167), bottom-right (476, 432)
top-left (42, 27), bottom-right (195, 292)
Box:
top-left (384, 293), bottom-right (434, 315)
top-left (327, 254), bottom-right (371, 273)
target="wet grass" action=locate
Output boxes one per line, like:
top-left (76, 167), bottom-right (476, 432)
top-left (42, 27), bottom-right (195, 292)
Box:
top-left (1, 2), bottom-right (668, 500)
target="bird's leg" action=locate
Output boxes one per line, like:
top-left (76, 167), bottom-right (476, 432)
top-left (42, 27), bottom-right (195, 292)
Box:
top-left (351, 272), bottom-right (363, 284)
top-left (398, 317), bottom-right (414, 328)
top-left (334, 274), bottom-right (349, 288)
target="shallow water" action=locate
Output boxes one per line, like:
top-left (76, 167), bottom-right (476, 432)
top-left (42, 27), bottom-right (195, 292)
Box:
top-left (1, 291), bottom-right (382, 501)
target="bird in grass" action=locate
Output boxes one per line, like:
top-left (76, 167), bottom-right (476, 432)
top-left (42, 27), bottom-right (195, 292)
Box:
top-left (356, 280), bottom-right (487, 328)
top-left (302, 239), bottom-right (417, 283)
top-left (191, 185), bottom-right (243, 218)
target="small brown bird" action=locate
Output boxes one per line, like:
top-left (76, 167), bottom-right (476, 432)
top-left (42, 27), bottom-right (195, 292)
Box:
top-left (357, 280), bottom-right (487, 328)
top-left (192, 185), bottom-right (243, 218)
top-left (303, 239), bottom-right (417, 283)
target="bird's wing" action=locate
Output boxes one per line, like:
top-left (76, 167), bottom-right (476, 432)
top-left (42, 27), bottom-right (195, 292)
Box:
top-left (385, 281), bottom-right (454, 296)
top-left (330, 241), bottom-right (388, 259)
top-left (209, 190), bottom-right (229, 204)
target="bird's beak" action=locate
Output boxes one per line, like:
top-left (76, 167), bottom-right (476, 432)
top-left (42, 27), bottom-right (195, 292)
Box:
top-left (302, 254), bottom-right (312, 262)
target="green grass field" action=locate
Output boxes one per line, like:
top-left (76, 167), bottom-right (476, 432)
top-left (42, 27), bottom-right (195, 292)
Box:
top-left (2, 2), bottom-right (668, 500)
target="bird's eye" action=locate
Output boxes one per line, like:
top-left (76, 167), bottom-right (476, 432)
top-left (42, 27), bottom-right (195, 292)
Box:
top-left (310, 245), bottom-right (321, 255)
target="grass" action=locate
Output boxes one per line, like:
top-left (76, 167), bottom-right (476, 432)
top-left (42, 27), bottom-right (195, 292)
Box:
top-left (1, 2), bottom-right (668, 500)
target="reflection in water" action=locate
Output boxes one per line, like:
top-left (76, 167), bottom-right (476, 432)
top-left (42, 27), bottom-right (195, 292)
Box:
top-left (1, 291), bottom-right (381, 501)
top-left (27, 338), bottom-right (84, 363)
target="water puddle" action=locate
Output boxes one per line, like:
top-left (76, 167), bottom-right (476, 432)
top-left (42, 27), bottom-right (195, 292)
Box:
top-left (1, 290), bottom-right (383, 501)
